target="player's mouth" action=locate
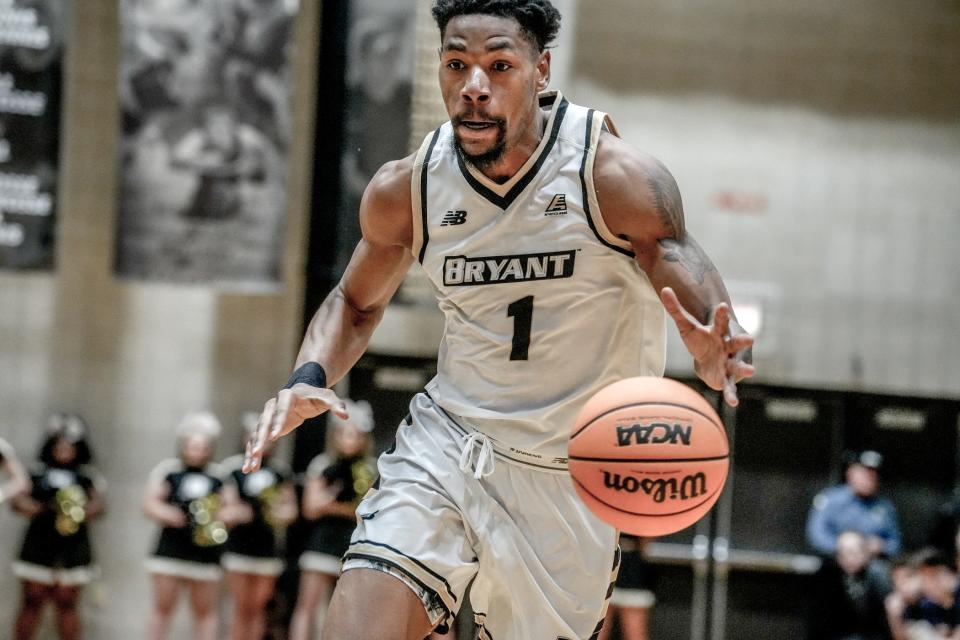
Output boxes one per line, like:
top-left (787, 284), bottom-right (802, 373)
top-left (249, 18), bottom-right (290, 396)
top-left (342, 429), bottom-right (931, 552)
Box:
top-left (453, 114), bottom-right (505, 137)
top-left (460, 120), bottom-right (496, 130)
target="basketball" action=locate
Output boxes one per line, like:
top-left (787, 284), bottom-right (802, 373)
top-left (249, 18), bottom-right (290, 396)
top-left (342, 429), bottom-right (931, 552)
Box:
top-left (569, 377), bottom-right (730, 536)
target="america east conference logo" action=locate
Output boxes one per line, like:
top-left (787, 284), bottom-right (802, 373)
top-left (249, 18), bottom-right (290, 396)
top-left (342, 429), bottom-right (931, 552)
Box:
top-left (443, 250), bottom-right (576, 286)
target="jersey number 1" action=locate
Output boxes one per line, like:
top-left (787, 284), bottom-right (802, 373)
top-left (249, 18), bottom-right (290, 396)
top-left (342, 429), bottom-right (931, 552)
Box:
top-left (507, 296), bottom-right (534, 361)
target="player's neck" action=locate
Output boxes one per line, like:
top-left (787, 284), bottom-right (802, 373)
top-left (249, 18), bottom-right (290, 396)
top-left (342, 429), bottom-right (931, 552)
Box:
top-left (476, 107), bottom-right (548, 184)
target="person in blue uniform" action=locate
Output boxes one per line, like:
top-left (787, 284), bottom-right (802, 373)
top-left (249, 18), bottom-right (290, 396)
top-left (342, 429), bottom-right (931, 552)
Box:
top-left (220, 412), bottom-right (297, 640)
top-left (10, 414), bottom-right (105, 640)
top-left (143, 412), bottom-right (226, 640)
top-left (289, 400), bottom-right (377, 640)
top-left (807, 450), bottom-right (902, 558)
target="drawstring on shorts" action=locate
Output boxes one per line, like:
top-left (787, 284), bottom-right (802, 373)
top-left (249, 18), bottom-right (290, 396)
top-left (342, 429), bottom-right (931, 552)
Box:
top-left (458, 431), bottom-right (495, 479)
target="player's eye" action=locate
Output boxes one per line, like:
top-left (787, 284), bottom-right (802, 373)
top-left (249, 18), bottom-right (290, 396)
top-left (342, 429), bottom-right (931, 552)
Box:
top-left (447, 60), bottom-right (465, 71)
top-left (492, 61), bottom-right (512, 72)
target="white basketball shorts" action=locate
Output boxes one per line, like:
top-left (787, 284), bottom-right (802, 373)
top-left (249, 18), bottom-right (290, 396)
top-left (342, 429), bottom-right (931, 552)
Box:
top-left (342, 392), bottom-right (620, 640)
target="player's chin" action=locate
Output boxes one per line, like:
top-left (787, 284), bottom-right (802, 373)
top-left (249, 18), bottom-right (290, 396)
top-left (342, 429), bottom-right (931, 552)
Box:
top-left (456, 135), bottom-right (498, 158)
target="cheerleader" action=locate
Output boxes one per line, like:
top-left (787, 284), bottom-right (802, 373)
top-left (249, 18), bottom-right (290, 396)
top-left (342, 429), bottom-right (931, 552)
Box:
top-left (289, 399), bottom-right (377, 640)
top-left (598, 535), bottom-right (659, 640)
top-left (220, 412), bottom-right (297, 640)
top-left (0, 436), bottom-right (30, 505)
top-left (11, 414), bottom-right (105, 640)
top-left (143, 412), bottom-right (226, 640)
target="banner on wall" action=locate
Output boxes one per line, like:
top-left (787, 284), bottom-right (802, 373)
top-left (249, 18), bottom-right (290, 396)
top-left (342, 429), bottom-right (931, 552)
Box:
top-left (115, 0), bottom-right (298, 290)
top-left (0, 0), bottom-right (66, 271)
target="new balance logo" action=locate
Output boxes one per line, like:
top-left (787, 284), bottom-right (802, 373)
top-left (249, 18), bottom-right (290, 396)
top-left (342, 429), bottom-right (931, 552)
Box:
top-left (441, 210), bottom-right (468, 226)
top-left (544, 194), bottom-right (567, 216)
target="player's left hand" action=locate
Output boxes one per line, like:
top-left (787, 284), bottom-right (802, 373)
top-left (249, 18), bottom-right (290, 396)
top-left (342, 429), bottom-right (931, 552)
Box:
top-left (660, 287), bottom-right (755, 406)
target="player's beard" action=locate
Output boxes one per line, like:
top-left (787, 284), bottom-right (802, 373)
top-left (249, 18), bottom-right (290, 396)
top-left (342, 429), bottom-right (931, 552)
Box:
top-left (452, 115), bottom-right (507, 173)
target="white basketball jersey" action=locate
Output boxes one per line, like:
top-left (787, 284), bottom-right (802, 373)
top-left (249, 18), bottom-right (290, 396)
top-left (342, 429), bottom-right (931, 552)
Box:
top-left (410, 91), bottom-right (665, 459)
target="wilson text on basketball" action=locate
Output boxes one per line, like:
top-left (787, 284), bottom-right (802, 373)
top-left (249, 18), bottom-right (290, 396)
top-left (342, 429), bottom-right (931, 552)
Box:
top-left (602, 471), bottom-right (707, 503)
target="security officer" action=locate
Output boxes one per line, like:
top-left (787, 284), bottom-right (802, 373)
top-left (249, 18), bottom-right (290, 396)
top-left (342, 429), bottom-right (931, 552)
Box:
top-left (807, 450), bottom-right (902, 557)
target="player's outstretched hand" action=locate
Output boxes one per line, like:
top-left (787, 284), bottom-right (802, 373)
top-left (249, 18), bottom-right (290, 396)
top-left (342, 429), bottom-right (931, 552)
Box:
top-left (243, 385), bottom-right (349, 472)
top-left (660, 287), bottom-right (755, 407)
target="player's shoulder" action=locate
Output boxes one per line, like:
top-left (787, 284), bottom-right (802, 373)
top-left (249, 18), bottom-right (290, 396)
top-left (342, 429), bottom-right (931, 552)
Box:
top-left (594, 131), bottom-right (675, 196)
top-left (360, 152), bottom-right (417, 248)
top-left (593, 131), bottom-right (683, 245)
top-left (365, 153), bottom-right (416, 210)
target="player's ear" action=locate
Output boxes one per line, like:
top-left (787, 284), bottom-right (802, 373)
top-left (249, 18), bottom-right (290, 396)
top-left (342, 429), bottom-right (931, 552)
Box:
top-left (536, 50), bottom-right (551, 91)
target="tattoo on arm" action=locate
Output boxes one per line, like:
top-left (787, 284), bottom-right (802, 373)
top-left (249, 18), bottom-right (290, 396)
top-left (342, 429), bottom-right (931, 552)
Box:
top-left (646, 160), bottom-right (685, 238)
top-left (658, 238), bottom-right (716, 285)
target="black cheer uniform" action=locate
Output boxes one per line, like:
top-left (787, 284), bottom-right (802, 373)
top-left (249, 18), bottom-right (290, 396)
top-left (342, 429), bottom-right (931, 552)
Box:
top-left (220, 454), bottom-right (289, 576)
top-left (299, 453), bottom-right (376, 575)
top-left (145, 459), bottom-right (226, 581)
top-left (14, 463), bottom-right (102, 586)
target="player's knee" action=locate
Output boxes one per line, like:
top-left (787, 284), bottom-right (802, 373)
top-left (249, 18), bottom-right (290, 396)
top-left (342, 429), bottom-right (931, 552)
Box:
top-left (324, 569), bottom-right (433, 640)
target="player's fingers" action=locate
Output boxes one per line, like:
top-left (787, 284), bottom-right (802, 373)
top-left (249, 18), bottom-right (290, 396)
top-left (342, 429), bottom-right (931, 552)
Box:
top-left (712, 303), bottom-right (731, 338)
top-left (733, 361), bottom-right (756, 381)
top-left (243, 439), bottom-right (259, 473)
top-left (311, 388), bottom-right (349, 420)
top-left (259, 397), bottom-right (278, 444)
top-left (722, 374), bottom-right (740, 407)
top-left (253, 403), bottom-right (273, 454)
top-left (727, 333), bottom-right (754, 354)
top-left (270, 391), bottom-right (296, 441)
top-left (659, 287), bottom-right (697, 332)
top-left (244, 406), bottom-right (272, 471)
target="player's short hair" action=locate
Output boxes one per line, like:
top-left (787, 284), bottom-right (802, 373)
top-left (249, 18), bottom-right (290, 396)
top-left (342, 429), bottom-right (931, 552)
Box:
top-left (431, 0), bottom-right (562, 53)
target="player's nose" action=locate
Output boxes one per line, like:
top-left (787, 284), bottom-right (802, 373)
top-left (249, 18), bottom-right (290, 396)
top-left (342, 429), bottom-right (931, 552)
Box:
top-left (461, 66), bottom-right (491, 104)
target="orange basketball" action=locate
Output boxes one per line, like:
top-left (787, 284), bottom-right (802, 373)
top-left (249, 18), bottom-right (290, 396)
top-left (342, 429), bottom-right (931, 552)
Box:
top-left (569, 377), bottom-right (729, 536)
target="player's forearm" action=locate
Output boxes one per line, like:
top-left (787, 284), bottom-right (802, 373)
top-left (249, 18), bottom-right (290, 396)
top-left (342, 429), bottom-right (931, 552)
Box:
top-left (646, 234), bottom-right (741, 330)
top-left (293, 285), bottom-right (386, 388)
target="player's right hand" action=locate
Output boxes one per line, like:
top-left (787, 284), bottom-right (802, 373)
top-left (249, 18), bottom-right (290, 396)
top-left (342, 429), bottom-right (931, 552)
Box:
top-left (243, 385), bottom-right (349, 473)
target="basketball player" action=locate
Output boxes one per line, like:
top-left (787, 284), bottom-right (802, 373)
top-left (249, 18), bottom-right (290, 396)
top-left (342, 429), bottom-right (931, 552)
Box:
top-left (245, 1), bottom-right (754, 638)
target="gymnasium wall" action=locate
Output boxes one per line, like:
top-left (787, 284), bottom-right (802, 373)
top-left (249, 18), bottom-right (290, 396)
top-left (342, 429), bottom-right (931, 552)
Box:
top-left (0, 2), bottom-right (319, 637)
top-left (566, 0), bottom-right (960, 398)
top-left (383, 0), bottom-right (960, 400)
